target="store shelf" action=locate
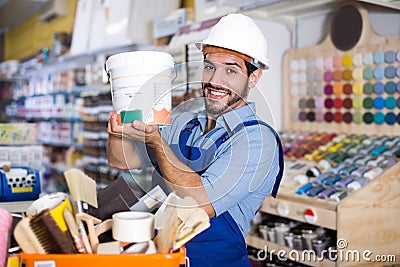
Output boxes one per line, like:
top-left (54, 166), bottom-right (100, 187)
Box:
top-left (12, 116), bottom-right (82, 122)
top-left (82, 139), bottom-right (107, 149)
top-left (42, 162), bottom-right (80, 174)
top-left (40, 141), bottom-right (83, 149)
top-left (0, 75), bottom-right (28, 82)
top-left (3, 37), bottom-right (160, 186)
top-left (259, 195), bottom-right (337, 230)
top-left (253, 155), bottom-right (400, 266)
top-left (246, 235), bottom-right (336, 267)
top-left (14, 86), bottom-right (101, 100)
top-left (18, 42), bottom-right (155, 77)
top-left (18, 54), bottom-right (94, 78)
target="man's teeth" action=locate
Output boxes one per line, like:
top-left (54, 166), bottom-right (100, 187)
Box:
top-left (210, 90), bottom-right (227, 96)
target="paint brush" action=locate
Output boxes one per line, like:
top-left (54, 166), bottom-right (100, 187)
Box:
top-left (76, 212), bottom-right (101, 254)
top-left (13, 217), bottom-right (46, 254)
top-left (76, 217), bottom-right (92, 254)
top-left (155, 194), bottom-right (178, 254)
top-left (64, 168), bottom-right (98, 254)
top-left (63, 208), bottom-right (86, 253)
top-left (29, 209), bottom-right (76, 254)
top-left (64, 168), bottom-right (98, 210)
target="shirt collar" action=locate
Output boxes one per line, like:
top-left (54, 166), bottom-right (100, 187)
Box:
top-left (219, 102), bottom-right (257, 131)
top-left (197, 102), bottom-right (257, 133)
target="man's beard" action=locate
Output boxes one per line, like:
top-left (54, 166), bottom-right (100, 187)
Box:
top-left (202, 81), bottom-right (249, 116)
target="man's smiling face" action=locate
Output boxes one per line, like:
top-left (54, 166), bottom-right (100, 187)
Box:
top-left (202, 52), bottom-right (250, 117)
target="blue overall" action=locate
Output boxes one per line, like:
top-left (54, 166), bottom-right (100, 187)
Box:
top-left (159, 118), bottom-right (284, 267)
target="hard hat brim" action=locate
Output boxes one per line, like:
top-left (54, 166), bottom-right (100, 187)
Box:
top-left (194, 41), bottom-right (269, 70)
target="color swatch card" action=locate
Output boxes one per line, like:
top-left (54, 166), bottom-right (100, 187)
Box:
top-left (283, 4), bottom-right (400, 137)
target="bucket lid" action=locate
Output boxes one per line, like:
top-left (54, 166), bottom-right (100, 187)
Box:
top-left (106, 51), bottom-right (174, 72)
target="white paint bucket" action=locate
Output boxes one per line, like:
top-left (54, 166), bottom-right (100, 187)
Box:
top-left (106, 51), bottom-right (175, 125)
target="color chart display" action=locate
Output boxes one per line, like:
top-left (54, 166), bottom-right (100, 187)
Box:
top-left (283, 3), bottom-right (400, 136)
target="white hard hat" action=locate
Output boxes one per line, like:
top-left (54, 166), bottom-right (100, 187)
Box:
top-left (195, 13), bottom-right (269, 70)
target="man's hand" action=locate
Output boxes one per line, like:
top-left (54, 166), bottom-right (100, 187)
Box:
top-left (107, 112), bottom-right (123, 138)
top-left (108, 112), bottom-right (160, 144)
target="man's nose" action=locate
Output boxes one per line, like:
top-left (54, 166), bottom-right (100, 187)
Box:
top-left (208, 68), bottom-right (225, 87)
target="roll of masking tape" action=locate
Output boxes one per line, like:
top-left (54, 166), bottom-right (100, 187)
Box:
top-left (27, 192), bottom-right (72, 232)
top-left (112, 211), bottom-right (154, 243)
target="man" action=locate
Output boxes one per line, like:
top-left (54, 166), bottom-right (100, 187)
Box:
top-left (107, 13), bottom-right (283, 267)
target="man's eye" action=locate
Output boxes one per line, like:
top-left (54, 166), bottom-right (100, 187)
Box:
top-left (204, 65), bottom-right (214, 70)
top-left (227, 68), bottom-right (237, 74)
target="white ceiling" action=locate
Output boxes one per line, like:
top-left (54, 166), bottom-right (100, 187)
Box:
top-left (221, 0), bottom-right (400, 16)
top-left (0, 0), bottom-right (398, 34)
top-left (0, 0), bottom-right (49, 33)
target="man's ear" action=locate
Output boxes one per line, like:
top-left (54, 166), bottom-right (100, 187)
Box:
top-left (249, 69), bottom-right (262, 88)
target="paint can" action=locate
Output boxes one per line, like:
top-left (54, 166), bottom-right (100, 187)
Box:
top-left (106, 51), bottom-right (175, 125)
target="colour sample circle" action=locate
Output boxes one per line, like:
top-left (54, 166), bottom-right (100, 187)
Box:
top-left (374, 112), bottom-right (385, 125)
top-left (363, 53), bottom-right (373, 65)
top-left (343, 84), bottom-right (353, 95)
top-left (325, 112), bottom-right (334, 122)
top-left (385, 81), bottom-right (396, 94)
top-left (315, 97), bottom-right (324, 109)
top-left (324, 85), bottom-right (333, 95)
top-left (385, 97), bottom-right (396, 109)
top-left (325, 98), bottom-right (334, 108)
top-left (373, 51), bottom-right (384, 65)
top-left (333, 98), bottom-right (343, 109)
top-left (353, 53), bottom-right (362, 66)
top-left (385, 66), bottom-right (396, 79)
top-left (333, 112), bottom-right (343, 123)
top-left (299, 112), bottom-right (307, 121)
top-left (363, 83), bottom-right (373, 95)
top-left (363, 112), bottom-right (374, 124)
top-left (373, 82), bottom-right (384, 95)
top-left (374, 97), bottom-right (385, 110)
top-left (343, 112), bottom-right (353, 123)
top-left (363, 97), bottom-right (373, 109)
top-left (363, 67), bottom-right (373, 80)
top-left (353, 112), bottom-right (363, 124)
top-left (343, 98), bottom-right (353, 109)
top-left (385, 112), bottom-right (396, 125)
top-left (384, 50), bottom-right (395, 64)
top-left (373, 66), bottom-right (384, 80)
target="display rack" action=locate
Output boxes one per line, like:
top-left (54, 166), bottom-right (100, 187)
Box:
top-left (2, 44), bottom-right (153, 191)
top-left (246, 3), bottom-right (400, 266)
top-left (17, 42), bottom-right (154, 78)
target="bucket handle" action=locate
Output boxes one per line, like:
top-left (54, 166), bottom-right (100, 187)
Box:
top-left (104, 63), bottom-right (110, 83)
top-left (171, 65), bottom-right (178, 83)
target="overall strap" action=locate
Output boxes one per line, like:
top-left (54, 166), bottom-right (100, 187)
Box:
top-left (214, 120), bottom-right (284, 198)
top-left (178, 118), bottom-right (200, 161)
top-left (177, 118), bottom-right (284, 198)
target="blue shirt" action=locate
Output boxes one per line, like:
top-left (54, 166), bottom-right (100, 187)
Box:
top-left (136, 102), bottom-right (279, 237)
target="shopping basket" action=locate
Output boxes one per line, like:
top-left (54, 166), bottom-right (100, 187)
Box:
top-left (20, 247), bottom-right (187, 267)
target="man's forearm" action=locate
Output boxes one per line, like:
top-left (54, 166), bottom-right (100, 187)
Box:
top-left (147, 138), bottom-right (215, 216)
top-left (147, 138), bottom-right (202, 187)
top-left (107, 134), bottom-right (141, 170)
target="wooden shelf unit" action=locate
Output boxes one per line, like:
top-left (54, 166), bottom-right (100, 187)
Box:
top-left (247, 3), bottom-right (400, 266)
top-left (246, 162), bottom-right (400, 266)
